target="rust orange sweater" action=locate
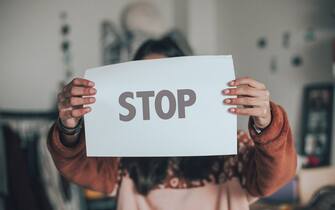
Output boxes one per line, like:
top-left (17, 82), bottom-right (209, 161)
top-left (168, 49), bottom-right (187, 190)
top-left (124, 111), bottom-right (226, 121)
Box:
top-left (48, 102), bottom-right (297, 210)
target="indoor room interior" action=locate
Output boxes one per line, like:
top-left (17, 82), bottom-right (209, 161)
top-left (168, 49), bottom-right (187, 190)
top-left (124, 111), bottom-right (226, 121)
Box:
top-left (0, 0), bottom-right (335, 210)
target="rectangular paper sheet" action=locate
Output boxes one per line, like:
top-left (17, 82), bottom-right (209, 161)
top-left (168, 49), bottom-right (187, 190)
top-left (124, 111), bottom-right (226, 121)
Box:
top-left (84, 56), bottom-right (236, 156)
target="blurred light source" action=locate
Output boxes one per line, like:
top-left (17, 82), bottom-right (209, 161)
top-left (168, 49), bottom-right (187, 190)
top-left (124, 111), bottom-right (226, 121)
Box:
top-left (121, 2), bottom-right (168, 37)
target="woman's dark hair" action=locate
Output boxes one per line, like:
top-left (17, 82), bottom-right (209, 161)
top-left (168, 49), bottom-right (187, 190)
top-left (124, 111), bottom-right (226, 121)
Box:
top-left (122, 37), bottom-right (217, 195)
top-left (133, 36), bottom-right (187, 60)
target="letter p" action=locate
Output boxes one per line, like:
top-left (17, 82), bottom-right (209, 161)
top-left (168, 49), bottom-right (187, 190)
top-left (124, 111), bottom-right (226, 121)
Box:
top-left (177, 89), bottom-right (196, 118)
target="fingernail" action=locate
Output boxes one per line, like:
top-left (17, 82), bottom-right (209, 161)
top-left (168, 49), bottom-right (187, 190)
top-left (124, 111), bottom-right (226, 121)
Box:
top-left (229, 81), bottom-right (235, 86)
top-left (224, 99), bottom-right (231, 104)
top-left (223, 89), bottom-right (230, 94)
top-left (86, 107), bottom-right (92, 112)
top-left (90, 88), bottom-right (96, 94)
top-left (89, 97), bottom-right (95, 102)
top-left (229, 108), bottom-right (236, 113)
top-left (89, 81), bottom-right (95, 86)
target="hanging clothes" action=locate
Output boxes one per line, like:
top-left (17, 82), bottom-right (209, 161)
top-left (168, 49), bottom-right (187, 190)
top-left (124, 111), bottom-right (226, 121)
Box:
top-left (38, 125), bottom-right (83, 210)
top-left (3, 125), bottom-right (42, 210)
top-left (1, 117), bottom-right (84, 210)
top-left (0, 124), bottom-right (8, 210)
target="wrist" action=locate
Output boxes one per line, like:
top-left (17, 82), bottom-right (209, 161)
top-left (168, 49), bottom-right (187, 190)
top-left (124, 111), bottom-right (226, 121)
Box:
top-left (58, 118), bottom-right (83, 136)
top-left (252, 123), bottom-right (264, 134)
top-left (248, 101), bottom-right (285, 144)
top-left (253, 106), bottom-right (272, 129)
top-left (251, 107), bottom-right (273, 134)
top-left (254, 117), bottom-right (271, 129)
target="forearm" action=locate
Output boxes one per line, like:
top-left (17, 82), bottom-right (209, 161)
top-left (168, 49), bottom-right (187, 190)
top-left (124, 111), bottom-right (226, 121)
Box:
top-left (60, 132), bottom-right (80, 147)
top-left (245, 102), bottom-right (297, 197)
top-left (47, 122), bottom-right (119, 194)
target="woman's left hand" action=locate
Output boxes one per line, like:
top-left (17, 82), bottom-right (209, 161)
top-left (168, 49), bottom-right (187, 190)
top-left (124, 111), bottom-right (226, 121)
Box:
top-left (222, 77), bottom-right (271, 129)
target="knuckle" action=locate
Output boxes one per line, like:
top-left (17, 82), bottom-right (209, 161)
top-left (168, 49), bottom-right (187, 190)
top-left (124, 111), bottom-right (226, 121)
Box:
top-left (263, 101), bottom-right (269, 106)
top-left (59, 109), bottom-right (66, 115)
top-left (70, 97), bottom-right (77, 106)
top-left (260, 108), bottom-right (267, 116)
top-left (243, 76), bottom-right (251, 81)
top-left (251, 98), bottom-right (258, 105)
top-left (234, 98), bottom-right (240, 104)
top-left (70, 87), bottom-right (76, 95)
top-left (85, 97), bottom-right (91, 103)
top-left (245, 97), bottom-right (252, 104)
top-left (235, 108), bottom-right (242, 114)
top-left (238, 98), bottom-right (246, 104)
top-left (236, 88), bottom-right (242, 94)
top-left (263, 108), bottom-right (267, 114)
top-left (253, 98), bottom-right (259, 105)
top-left (85, 88), bottom-right (90, 95)
top-left (241, 109), bottom-right (248, 115)
top-left (71, 110), bottom-right (77, 117)
top-left (265, 90), bottom-right (270, 97)
top-left (230, 88), bottom-right (236, 94)
top-left (242, 87), bottom-right (251, 94)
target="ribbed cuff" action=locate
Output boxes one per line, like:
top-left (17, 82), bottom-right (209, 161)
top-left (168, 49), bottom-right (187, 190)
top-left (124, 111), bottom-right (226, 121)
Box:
top-left (248, 101), bottom-right (284, 145)
top-left (57, 118), bottom-right (83, 135)
top-left (48, 122), bottom-right (85, 158)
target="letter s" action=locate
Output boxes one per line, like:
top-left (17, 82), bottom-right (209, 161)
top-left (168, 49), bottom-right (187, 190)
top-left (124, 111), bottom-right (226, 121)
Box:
top-left (119, 92), bottom-right (136, 121)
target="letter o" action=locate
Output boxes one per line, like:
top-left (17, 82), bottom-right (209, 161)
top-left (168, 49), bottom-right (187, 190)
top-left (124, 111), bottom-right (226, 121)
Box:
top-left (155, 90), bottom-right (176, 119)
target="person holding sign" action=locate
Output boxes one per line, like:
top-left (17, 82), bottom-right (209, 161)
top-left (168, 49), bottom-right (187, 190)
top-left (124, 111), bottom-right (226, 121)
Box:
top-left (48, 37), bottom-right (297, 210)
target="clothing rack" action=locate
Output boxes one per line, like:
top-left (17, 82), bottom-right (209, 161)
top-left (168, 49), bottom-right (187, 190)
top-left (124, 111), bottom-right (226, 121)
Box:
top-left (0, 110), bottom-right (86, 210)
top-left (0, 110), bottom-right (58, 204)
top-left (0, 110), bottom-right (58, 144)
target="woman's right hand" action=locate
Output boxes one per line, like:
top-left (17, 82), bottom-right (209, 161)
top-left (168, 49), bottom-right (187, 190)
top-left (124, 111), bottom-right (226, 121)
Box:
top-left (58, 78), bottom-right (96, 128)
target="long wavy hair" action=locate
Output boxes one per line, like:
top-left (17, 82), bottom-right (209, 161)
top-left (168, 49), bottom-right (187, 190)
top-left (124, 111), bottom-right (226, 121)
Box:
top-left (121, 36), bottom-right (218, 195)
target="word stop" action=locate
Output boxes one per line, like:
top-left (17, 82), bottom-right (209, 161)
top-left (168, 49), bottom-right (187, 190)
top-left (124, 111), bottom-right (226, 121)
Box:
top-left (119, 89), bottom-right (196, 121)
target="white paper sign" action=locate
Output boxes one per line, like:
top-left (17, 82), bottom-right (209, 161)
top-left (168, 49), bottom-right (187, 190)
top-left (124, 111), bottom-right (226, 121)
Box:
top-left (84, 56), bottom-right (236, 157)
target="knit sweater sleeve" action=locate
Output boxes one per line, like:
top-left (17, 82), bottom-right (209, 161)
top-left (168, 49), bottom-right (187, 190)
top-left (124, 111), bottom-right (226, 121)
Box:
top-left (241, 101), bottom-right (297, 197)
top-left (47, 123), bottom-right (120, 194)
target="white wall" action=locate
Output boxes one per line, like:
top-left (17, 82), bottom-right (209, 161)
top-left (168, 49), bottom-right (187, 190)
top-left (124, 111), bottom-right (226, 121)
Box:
top-left (0, 0), bottom-right (174, 111)
top-left (187, 0), bottom-right (219, 54)
top-left (215, 0), bottom-right (335, 142)
top-left (173, 0), bottom-right (335, 142)
top-left (1, 0), bottom-right (335, 143)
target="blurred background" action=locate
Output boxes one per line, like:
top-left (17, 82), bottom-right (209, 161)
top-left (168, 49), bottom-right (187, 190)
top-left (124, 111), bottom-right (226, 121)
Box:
top-left (0, 0), bottom-right (335, 209)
